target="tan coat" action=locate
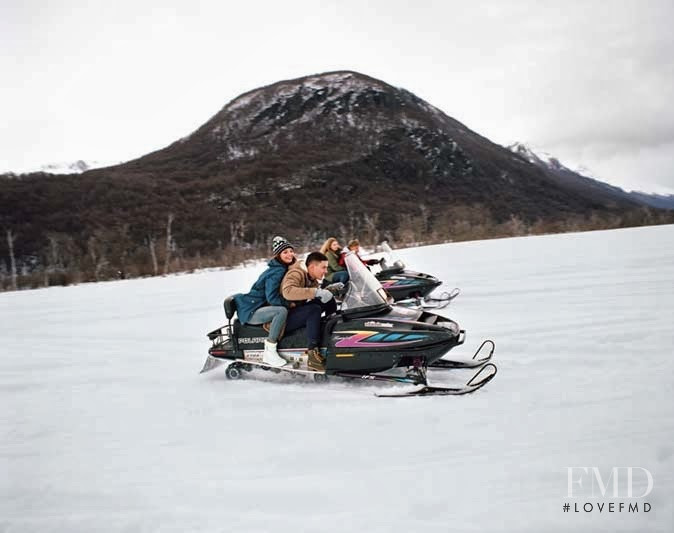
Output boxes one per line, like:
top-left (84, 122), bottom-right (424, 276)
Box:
top-left (281, 261), bottom-right (319, 304)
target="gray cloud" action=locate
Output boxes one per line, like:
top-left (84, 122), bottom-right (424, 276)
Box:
top-left (1, 0), bottom-right (673, 192)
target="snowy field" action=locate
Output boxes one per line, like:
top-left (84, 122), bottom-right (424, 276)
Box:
top-left (1, 225), bottom-right (673, 532)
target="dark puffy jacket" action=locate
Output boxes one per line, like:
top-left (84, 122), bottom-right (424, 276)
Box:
top-left (234, 258), bottom-right (289, 324)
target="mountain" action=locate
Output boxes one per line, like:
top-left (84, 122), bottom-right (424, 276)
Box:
top-left (1, 159), bottom-right (114, 177)
top-left (1, 70), bottom-right (672, 289)
top-left (37, 160), bottom-right (94, 174)
top-left (507, 142), bottom-right (674, 210)
top-left (507, 142), bottom-right (639, 207)
top-left (626, 191), bottom-right (674, 210)
top-left (118, 71), bottom-right (640, 220)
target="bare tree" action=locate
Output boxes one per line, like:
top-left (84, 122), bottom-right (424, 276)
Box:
top-left (163, 213), bottom-right (174, 275)
top-left (229, 219), bottom-right (246, 247)
top-left (147, 236), bottom-right (158, 275)
top-left (502, 214), bottom-right (527, 237)
top-left (6, 229), bottom-right (17, 291)
top-left (88, 236), bottom-right (98, 279)
top-left (43, 234), bottom-right (61, 287)
top-left (87, 235), bottom-right (108, 281)
top-left (362, 213), bottom-right (380, 245)
top-left (419, 203), bottom-right (429, 235)
top-left (114, 223), bottom-right (132, 278)
top-left (47, 235), bottom-right (60, 270)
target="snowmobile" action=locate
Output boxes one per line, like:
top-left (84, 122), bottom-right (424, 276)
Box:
top-left (201, 252), bottom-right (497, 397)
top-left (375, 241), bottom-right (460, 310)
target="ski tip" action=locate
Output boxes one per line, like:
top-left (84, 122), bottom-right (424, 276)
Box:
top-left (473, 339), bottom-right (496, 361)
top-left (199, 355), bottom-right (225, 374)
top-left (466, 363), bottom-right (497, 388)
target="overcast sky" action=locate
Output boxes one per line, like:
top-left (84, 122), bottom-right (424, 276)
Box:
top-left (2, 0), bottom-right (673, 193)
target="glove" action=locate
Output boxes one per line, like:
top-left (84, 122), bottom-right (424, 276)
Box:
top-left (325, 282), bottom-right (345, 293)
top-left (315, 288), bottom-right (334, 303)
top-left (366, 259), bottom-right (380, 265)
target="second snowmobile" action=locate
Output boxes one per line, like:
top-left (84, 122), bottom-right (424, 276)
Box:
top-left (375, 242), bottom-right (459, 309)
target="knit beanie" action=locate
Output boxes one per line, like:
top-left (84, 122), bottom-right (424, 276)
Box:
top-left (272, 235), bottom-right (293, 256)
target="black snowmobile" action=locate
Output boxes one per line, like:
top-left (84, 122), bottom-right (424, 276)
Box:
top-left (375, 242), bottom-right (459, 310)
top-left (202, 252), bottom-right (496, 397)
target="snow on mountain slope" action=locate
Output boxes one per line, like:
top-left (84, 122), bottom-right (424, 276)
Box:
top-left (1, 225), bottom-right (673, 532)
top-left (2, 159), bottom-right (115, 175)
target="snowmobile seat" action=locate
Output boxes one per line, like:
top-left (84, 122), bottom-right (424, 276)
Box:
top-left (223, 294), bottom-right (240, 320)
top-left (278, 326), bottom-right (308, 349)
top-left (379, 265), bottom-right (404, 276)
top-left (323, 313), bottom-right (341, 336)
top-left (341, 302), bottom-right (390, 321)
top-left (278, 314), bottom-right (340, 350)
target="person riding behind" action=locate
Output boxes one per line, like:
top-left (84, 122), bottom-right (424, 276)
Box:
top-left (234, 236), bottom-right (295, 367)
top-left (347, 239), bottom-right (383, 268)
top-left (320, 237), bottom-right (349, 284)
top-left (281, 251), bottom-right (337, 372)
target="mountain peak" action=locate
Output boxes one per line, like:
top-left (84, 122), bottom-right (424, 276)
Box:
top-left (166, 69), bottom-right (453, 166)
top-left (225, 70), bottom-right (390, 112)
top-left (507, 142), bottom-right (554, 167)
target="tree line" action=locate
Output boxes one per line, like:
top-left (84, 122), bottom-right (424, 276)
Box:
top-left (2, 203), bottom-right (672, 292)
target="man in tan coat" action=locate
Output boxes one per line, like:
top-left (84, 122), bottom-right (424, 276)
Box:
top-left (281, 251), bottom-right (337, 371)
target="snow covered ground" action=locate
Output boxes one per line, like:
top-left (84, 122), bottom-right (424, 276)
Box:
top-left (1, 225), bottom-right (673, 532)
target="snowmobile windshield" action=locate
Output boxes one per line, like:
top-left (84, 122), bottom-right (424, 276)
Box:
top-left (380, 242), bottom-right (405, 271)
top-left (341, 251), bottom-right (390, 313)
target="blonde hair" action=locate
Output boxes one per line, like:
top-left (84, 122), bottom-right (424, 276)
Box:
top-left (320, 237), bottom-right (339, 255)
top-left (347, 239), bottom-right (360, 250)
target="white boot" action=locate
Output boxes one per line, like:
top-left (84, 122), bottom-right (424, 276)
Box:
top-left (263, 340), bottom-right (287, 367)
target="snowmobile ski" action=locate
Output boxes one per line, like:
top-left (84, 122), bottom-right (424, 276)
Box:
top-left (375, 363), bottom-right (497, 398)
top-left (427, 287), bottom-right (460, 303)
top-left (397, 287), bottom-right (460, 310)
top-left (429, 339), bottom-right (495, 369)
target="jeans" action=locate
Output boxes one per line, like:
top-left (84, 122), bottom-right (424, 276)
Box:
top-left (247, 305), bottom-right (288, 342)
top-left (286, 298), bottom-right (337, 348)
top-left (331, 271), bottom-right (349, 284)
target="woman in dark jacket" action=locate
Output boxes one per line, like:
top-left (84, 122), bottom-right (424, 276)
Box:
top-left (234, 236), bottom-right (295, 367)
